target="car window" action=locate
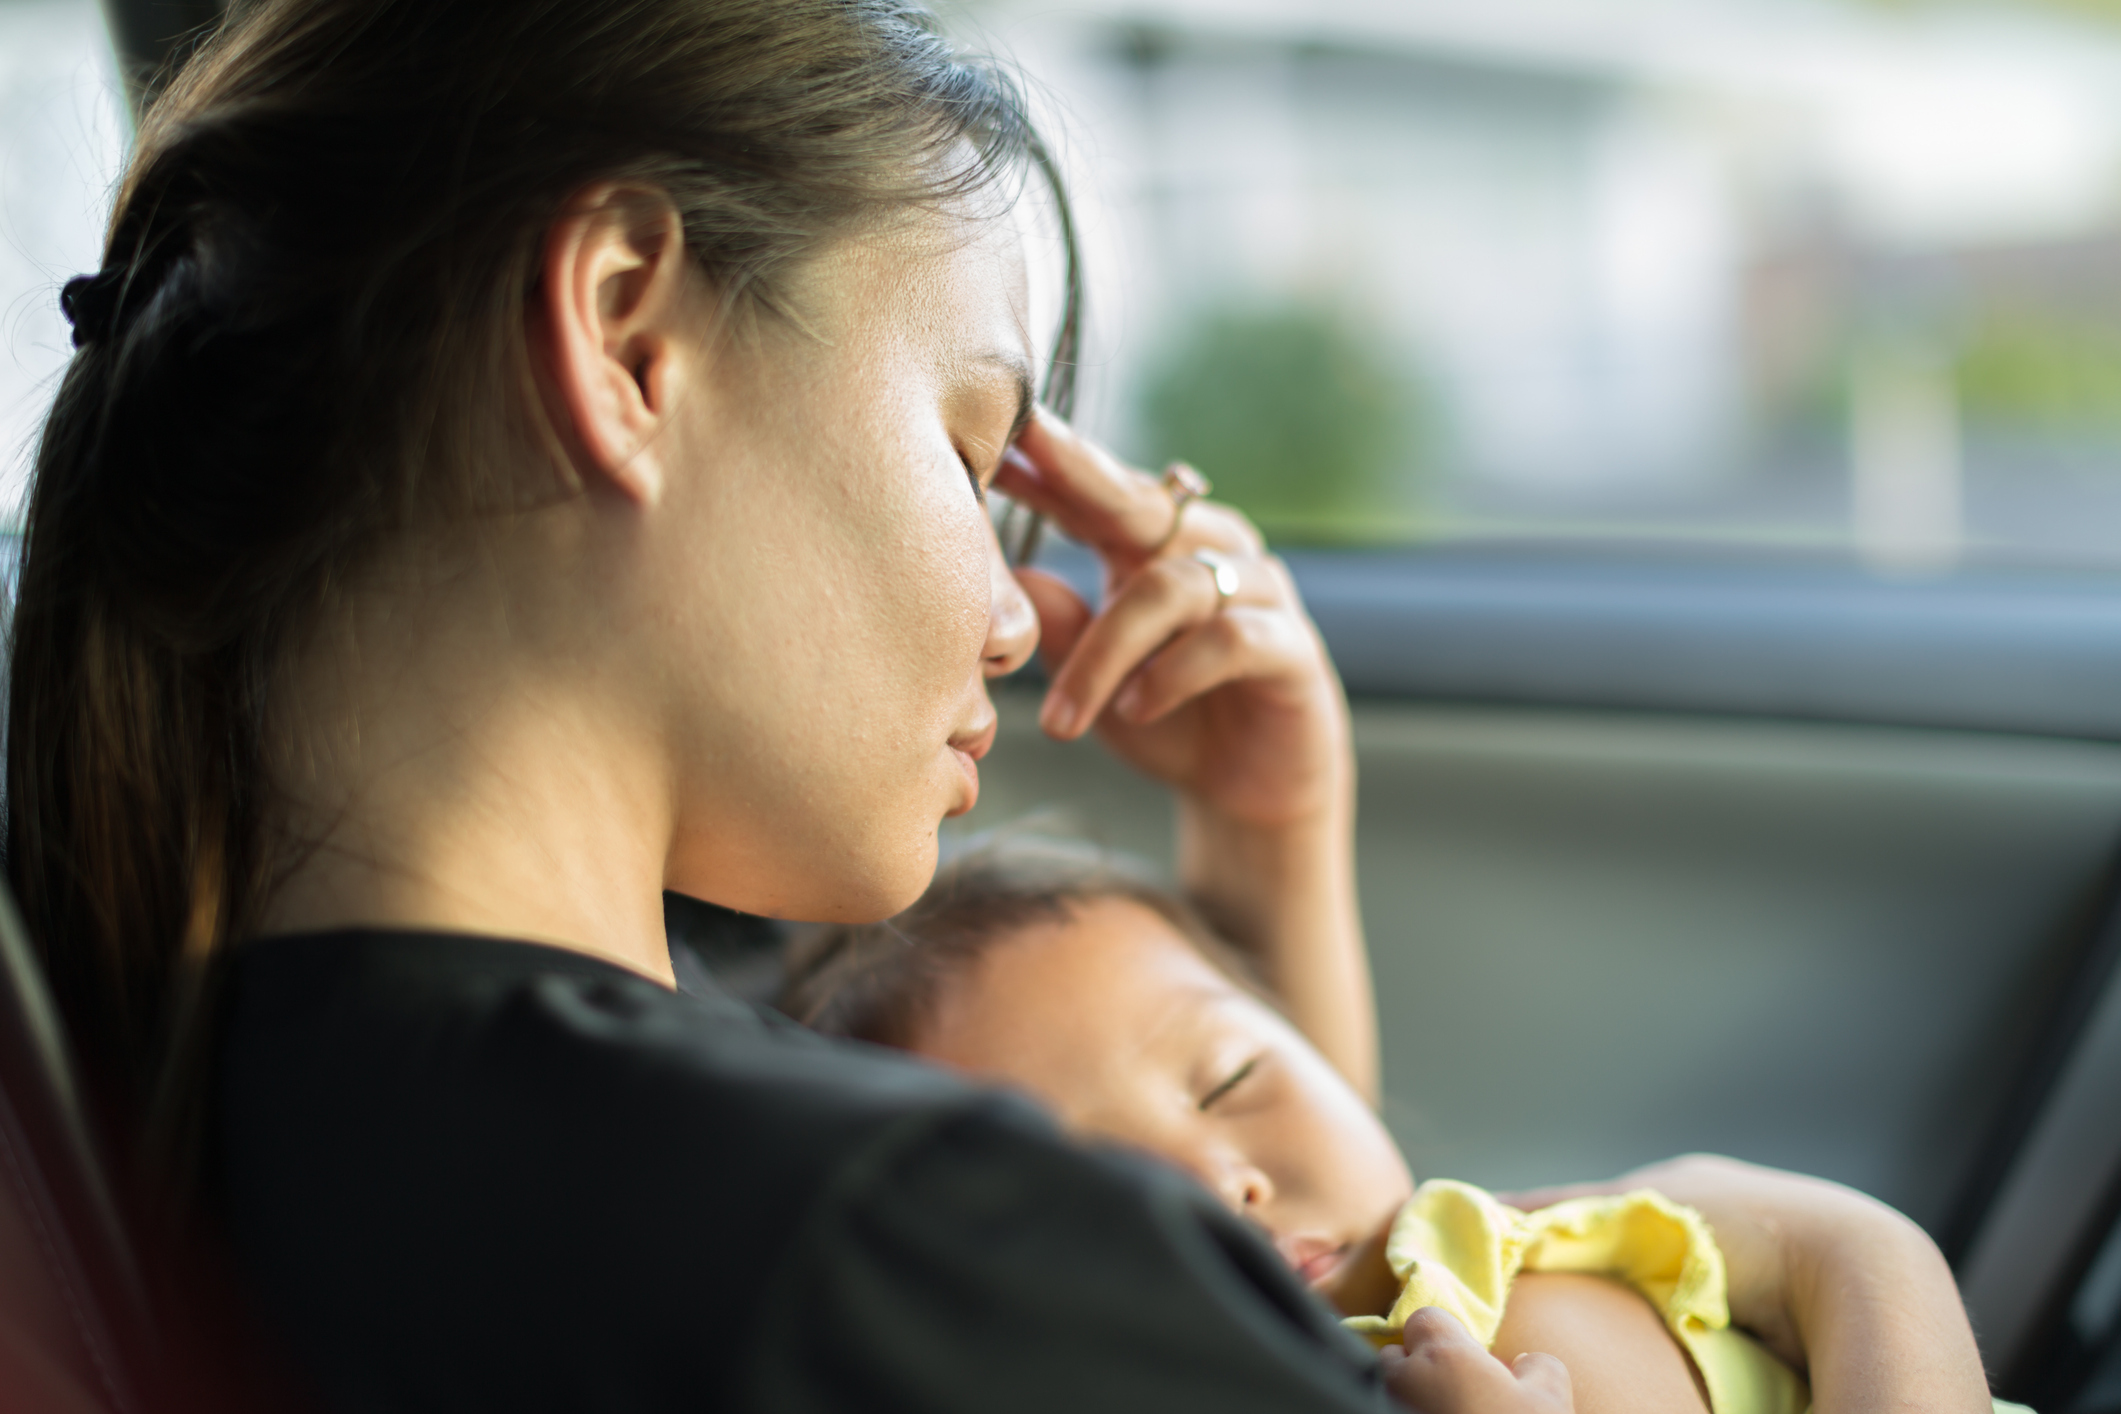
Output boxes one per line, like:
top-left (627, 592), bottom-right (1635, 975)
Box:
top-left (958, 0), bottom-right (2121, 573)
top-left (0, 0), bottom-right (129, 525)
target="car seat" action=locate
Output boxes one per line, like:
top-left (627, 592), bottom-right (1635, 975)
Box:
top-left (0, 882), bottom-right (155, 1412)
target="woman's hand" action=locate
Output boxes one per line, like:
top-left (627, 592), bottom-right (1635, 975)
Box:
top-left (994, 410), bottom-right (1377, 1097)
top-left (1383, 1309), bottom-right (1574, 1414)
top-left (1501, 1155), bottom-right (1992, 1414)
top-left (996, 409), bottom-right (1349, 831)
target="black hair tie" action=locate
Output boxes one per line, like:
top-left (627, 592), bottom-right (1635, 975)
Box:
top-left (60, 270), bottom-right (127, 349)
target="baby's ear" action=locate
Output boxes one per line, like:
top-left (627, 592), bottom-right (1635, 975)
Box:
top-left (532, 183), bottom-right (697, 506)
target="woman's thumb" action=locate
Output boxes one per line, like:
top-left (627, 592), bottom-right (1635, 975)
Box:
top-left (1016, 567), bottom-right (1092, 675)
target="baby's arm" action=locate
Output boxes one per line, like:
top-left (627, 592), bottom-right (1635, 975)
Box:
top-left (1509, 1156), bottom-right (1993, 1414)
top-left (1491, 1274), bottom-right (1711, 1414)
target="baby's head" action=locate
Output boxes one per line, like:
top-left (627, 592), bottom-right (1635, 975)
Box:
top-left (781, 839), bottom-right (1411, 1311)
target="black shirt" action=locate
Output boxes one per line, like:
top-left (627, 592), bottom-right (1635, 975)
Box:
top-left (212, 931), bottom-right (1391, 1412)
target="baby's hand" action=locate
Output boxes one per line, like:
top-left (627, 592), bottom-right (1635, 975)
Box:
top-left (1382, 1308), bottom-right (1574, 1414)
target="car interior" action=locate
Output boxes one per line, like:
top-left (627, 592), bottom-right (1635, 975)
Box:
top-left (2, 0), bottom-right (2120, 1410)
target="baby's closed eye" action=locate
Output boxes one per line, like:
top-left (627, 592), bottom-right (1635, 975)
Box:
top-left (1198, 1055), bottom-right (1262, 1110)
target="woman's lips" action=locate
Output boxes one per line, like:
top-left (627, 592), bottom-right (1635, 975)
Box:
top-left (950, 720), bottom-right (997, 762)
top-left (944, 719), bottom-right (996, 817)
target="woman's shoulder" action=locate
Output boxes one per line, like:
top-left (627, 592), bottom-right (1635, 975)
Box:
top-left (211, 930), bottom-right (993, 1400)
top-left (745, 1076), bottom-right (1388, 1413)
top-left (215, 926), bottom-right (986, 1181)
top-left (210, 928), bottom-right (1387, 1413)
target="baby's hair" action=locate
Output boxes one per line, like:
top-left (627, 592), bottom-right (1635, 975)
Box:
top-left (779, 834), bottom-right (1267, 1049)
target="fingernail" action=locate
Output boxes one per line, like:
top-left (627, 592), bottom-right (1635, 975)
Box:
top-left (1041, 695), bottom-right (1076, 736)
top-left (1114, 681), bottom-right (1144, 719)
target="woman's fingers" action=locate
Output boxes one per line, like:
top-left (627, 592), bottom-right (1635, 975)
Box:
top-left (1383, 1308), bottom-right (1574, 1414)
top-left (1108, 607), bottom-right (1312, 725)
top-left (1000, 409), bottom-right (1263, 562)
top-left (1000, 413), bottom-right (1174, 556)
top-left (1014, 568), bottom-right (1093, 673)
top-left (1038, 551), bottom-right (1273, 738)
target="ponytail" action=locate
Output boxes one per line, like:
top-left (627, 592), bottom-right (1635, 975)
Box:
top-left (11, 159), bottom-right (286, 1141)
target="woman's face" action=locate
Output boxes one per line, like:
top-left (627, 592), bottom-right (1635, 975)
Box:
top-left (650, 206), bottom-right (1037, 923)
top-left (909, 899), bottom-right (1415, 1314)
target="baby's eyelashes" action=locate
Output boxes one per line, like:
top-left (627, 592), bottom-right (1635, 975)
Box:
top-left (1198, 1056), bottom-right (1260, 1111)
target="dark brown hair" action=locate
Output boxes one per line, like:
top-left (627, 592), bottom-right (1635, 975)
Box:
top-left (780, 835), bottom-right (1264, 1050)
top-left (9, 0), bottom-right (1078, 1142)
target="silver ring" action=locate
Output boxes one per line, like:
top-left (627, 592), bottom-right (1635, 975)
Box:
top-left (1194, 548), bottom-right (1240, 604)
top-left (1152, 462), bottom-right (1212, 554)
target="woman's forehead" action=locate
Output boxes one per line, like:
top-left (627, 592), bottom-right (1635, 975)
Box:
top-left (794, 202), bottom-right (1029, 360)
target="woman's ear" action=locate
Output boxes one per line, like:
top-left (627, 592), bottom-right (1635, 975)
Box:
top-left (532, 183), bottom-right (696, 505)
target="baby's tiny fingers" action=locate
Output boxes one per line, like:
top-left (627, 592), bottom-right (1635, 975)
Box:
top-left (1510, 1352), bottom-right (1574, 1412)
top-left (1384, 1309), bottom-right (1501, 1411)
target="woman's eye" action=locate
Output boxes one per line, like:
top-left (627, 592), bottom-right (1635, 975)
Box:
top-left (958, 450), bottom-right (987, 505)
top-left (1198, 1057), bottom-right (1259, 1112)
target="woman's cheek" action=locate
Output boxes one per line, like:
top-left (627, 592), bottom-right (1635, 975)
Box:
top-left (861, 441), bottom-right (991, 671)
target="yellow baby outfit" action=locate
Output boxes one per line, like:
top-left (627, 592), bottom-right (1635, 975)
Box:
top-left (1342, 1179), bottom-right (2029, 1414)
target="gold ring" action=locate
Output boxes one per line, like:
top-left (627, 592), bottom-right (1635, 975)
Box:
top-left (1194, 548), bottom-right (1240, 604)
top-left (1152, 462), bottom-right (1212, 554)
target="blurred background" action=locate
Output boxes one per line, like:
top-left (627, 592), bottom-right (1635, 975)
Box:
top-left (943, 0), bottom-right (2121, 570)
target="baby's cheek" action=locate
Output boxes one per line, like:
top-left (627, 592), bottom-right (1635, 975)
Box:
top-left (1284, 1066), bottom-right (1409, 1203)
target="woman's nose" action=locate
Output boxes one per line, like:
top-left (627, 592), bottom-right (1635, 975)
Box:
top-left (982, 518), bottom-right (1040, 678)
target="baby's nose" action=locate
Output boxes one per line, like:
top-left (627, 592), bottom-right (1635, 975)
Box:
top-left (1215, 1157), bottom-right (1275, 1215)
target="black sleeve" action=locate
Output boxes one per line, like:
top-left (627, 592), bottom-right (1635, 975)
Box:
top-left (744, 1097), bottom-right (1392, 1414)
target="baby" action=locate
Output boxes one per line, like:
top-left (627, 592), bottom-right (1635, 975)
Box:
top-left (779, 839), bottom-right (2018, 1414)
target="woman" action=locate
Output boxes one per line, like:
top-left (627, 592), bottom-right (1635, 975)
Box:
top-left (10, 0), bottom-right (1990, 1410)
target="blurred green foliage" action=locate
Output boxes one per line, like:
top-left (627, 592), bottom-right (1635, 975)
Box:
top-left (1955, 312), bottom-right (2121, 436)
top-left (1137, 300), bottom-right (1424, 540)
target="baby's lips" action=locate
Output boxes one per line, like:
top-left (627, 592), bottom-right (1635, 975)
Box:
top-left (1274, 1233), bottom-right (1348, 1288)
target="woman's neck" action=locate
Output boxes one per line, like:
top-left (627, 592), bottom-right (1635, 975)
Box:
top-left (258, 537), bottom-right (679, 986)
